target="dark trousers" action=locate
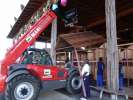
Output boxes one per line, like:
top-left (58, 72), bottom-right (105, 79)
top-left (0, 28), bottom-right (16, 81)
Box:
top-left (83, 75), bottom-right (90, 98)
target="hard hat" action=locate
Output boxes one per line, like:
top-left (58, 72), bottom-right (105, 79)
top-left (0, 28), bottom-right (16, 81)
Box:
top-left (60, 0), bottom-right (67, 7)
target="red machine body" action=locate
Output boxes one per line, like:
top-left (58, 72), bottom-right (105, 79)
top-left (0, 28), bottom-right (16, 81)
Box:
top-left (27, 64), bottom-right (68, 81)
top-left (0, 10), bottom-right (57, 92)
top-left (0, 10), bottom-right (81, 100)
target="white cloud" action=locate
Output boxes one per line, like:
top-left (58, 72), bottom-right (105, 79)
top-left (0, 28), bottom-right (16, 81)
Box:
top-left (0, 0), bottom-right (28, 60)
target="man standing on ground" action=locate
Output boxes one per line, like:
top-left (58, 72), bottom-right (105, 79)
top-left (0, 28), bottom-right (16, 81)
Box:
top-left (97, 57), bottom-right (105, 88)
top-left (119, 62), bottom-right (124, 90)
top-left (81, 59), bottom-right (91, 100)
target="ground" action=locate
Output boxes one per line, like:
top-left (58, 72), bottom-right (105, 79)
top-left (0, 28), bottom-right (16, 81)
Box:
top-left (38, 89), bottom-right (132, 100)
top-left (38, 89), bottom-right (80, 100)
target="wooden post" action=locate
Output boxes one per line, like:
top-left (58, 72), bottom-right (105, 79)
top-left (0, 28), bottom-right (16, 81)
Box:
top-left (74, 48), bottom-right (86, 97)
top-left (126, 49), bottom-right (130, 87)
top-left (51, 18), bottom-right (57, 65)
top-left (105, 0), bottom-right (119, 91)
top-left (93, 50), bottom-right (96, 80)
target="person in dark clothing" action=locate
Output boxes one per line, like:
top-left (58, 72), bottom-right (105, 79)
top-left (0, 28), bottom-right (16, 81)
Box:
top-left (97, 57), bottom-right (105, 87)
top-left (119, 62), bottom-right (124, 90)
top-left (51, 0), bottom-right (69, 23)
top-left (64, 57), bottom-right (72, 68)
top-left (51, 0), bottom-right (78, 26)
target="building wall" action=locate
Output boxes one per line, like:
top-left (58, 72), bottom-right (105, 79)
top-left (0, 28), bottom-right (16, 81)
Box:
top-left (56, 47), bottom-right (133, 80)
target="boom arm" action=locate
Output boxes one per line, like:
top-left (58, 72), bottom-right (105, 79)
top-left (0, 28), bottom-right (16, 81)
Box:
top-left (0, 10), bottom-right (56, 78)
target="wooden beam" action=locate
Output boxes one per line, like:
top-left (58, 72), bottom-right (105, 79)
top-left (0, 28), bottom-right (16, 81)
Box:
top-left (51, 18), bottom-right (57, 65)
top-left (60, 31), bottom-right (104, 43)
top-left (87, 7), bottom-right (133, 29)
top-left (71, 37), bottom-right (105, 48)
top-left (118, 42), bottom-right (133, 47)
top-left (66, 36), bottom-right (104, 45)
top-left (105, 0), bottom-right (119, 92)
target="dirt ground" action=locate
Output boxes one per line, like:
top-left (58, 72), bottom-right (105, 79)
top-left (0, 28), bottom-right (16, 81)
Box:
top-left (38, 89), bottom-right (132, 100)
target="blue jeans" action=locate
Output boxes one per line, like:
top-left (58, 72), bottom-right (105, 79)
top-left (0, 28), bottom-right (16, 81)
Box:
top-left (119, 75), bottom-right (124, 89)
top-left (97, 74), bottom-right (103, 87)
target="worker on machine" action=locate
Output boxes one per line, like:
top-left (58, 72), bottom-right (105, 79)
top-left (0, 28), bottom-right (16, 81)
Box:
top-left (51, 0), bottom-right (78, 27)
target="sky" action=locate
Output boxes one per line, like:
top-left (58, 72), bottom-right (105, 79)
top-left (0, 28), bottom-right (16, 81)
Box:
top-left (0, 0), bottom-right (29, 60)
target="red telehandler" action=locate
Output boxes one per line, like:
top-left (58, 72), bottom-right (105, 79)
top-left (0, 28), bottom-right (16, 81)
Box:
top-left (0, 10), bottom-right (81, 100)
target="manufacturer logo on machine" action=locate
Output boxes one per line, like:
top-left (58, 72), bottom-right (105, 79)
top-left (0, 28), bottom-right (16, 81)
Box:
top-left (25, 16), bottom-right (51, 43)
top-left (26, 27), bottom-right (41, 42)
top-left (43, 69), bottom-right (53, 78)
top-left (44, 69), bottom-right (51, 75)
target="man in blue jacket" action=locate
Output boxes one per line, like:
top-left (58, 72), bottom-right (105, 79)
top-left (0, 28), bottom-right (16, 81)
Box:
top-left (97, 57), bottom-right (105, 87)
top-left (119, 62), bottom-right (124, 90)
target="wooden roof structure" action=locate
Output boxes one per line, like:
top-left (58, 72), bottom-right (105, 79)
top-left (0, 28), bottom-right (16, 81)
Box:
top-left (8, 0), bottom-right (133, 48)
top-left (56, 31), bottom-right (105, 48)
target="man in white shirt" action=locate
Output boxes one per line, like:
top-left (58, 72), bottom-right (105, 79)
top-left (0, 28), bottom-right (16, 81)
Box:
top-left (81, 59), bottom-right (91, 99)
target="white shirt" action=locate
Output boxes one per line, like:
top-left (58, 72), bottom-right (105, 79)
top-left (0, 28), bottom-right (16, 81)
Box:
top-left (81, 64), bottom-right (91, 76)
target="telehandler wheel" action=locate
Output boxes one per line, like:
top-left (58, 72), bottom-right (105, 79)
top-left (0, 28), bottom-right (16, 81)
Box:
top-left (66, 71), bottom-right (81, 94)
top-left (5, 74), bottom-right (40, 100)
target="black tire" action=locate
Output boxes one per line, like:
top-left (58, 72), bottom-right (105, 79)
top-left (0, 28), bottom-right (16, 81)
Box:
top-left (5, 74), bottom-right (40, 100)
top-left (66, 71), bottom-right (81, 94)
